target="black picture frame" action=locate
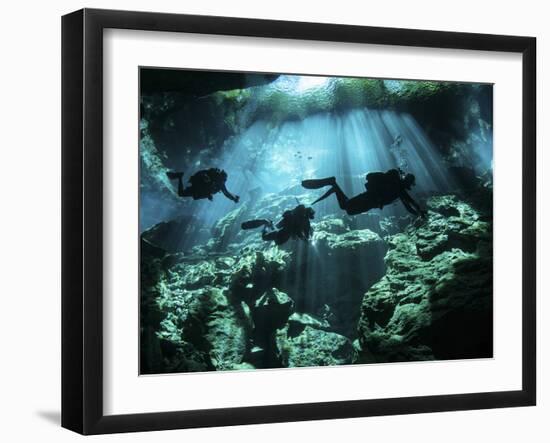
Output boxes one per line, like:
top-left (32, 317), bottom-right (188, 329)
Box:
top-left (61, 8), bottom-right (536, 435)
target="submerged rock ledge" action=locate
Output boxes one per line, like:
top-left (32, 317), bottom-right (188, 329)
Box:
top-left (357, 195), bottom-right (493, 363)
top-left (140, 194), bottom-right (492, 373)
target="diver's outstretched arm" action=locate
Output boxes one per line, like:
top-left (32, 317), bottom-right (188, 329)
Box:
top-left (221, 183), bottom-right (240, 203)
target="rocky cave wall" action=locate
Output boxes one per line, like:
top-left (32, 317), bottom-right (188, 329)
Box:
top-left (141, 190), bottom-right (492, 373)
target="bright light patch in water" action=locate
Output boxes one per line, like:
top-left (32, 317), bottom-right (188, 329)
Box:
top-left (270, 75), bottom-right (331, 95)
top-left (295, 76), bottom-right (330, 92)
top-left (383, 79), bottom-right (404, 93)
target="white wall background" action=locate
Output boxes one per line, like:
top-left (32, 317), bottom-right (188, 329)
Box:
top-left (0, 0), bottom-right (546, 441)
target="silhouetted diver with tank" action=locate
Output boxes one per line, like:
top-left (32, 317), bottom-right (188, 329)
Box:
top-left (241, 204), bottom-right (315, 245)
top-left (302, 168), bottom-right (427, 217)
top-left (167, 168), bottom-right (240, 203)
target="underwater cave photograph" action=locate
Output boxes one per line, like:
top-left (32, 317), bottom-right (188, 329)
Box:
top-left (139, 67), bottom-right (494, 374)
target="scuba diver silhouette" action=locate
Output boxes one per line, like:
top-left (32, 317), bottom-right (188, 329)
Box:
top-left (302, 168), bottom-right (427, 217)
top-left (241, 204), bottom-right (315, 245)
top-left (167, 168), bottom-right (239, 203)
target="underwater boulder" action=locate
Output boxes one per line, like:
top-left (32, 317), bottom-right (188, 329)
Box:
top-left (287, 312), bottom-right (331, 337)
top-left (357, 195), bottom-right (493, 363)
top-left (253, 287), bottom-right (295, 332)
top-left (247, 288), bottom-right (295, 368)
top-left (229, 249), bottom-right (289, 304)
top-left (141, 245), bottom-right (255, 372)
top-left (311, 216), bottom-right (349, 235)
top-left (181, 287), bottom-right (250, 371)
top-left (277, 325), bottom-right (356, 368)
top-left (141, 215), bottom-right (207, 253)
top-left (210, 203), bottom-right (251, 250)
top-left (415, 195), bottom-right (491, 259)
top-left (170, 260), bottom-right (218, 289)
top-left (141, 326), bottom-right (213, 374)
top-left (320, 228), bottom-right (383, 251)
top-left (378, 215), bottom-right (413, 237)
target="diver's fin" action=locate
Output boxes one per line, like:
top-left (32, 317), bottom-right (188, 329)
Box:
top-left (241, 219), bottom-right (271, 230)
top-left (166, 171), bottom-right (184, 180)
top-left (301, 177), bottom-right (336, 189)
top-left (312, 188), bottom-right (336, 205)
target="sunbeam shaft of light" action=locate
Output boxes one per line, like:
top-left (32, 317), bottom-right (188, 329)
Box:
top-left (149, 104), bottom-right (462, 248)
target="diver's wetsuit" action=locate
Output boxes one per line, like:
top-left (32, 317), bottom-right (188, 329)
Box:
top-left (241, 205), bottom-right (315, 245)
top-left (167, 168), bottom-right (239, 203)
top-left (302, 169), bottom-right (426, 217)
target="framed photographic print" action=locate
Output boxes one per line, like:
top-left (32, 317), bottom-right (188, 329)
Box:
top-left (61, 8), bottom-right (536, 435)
